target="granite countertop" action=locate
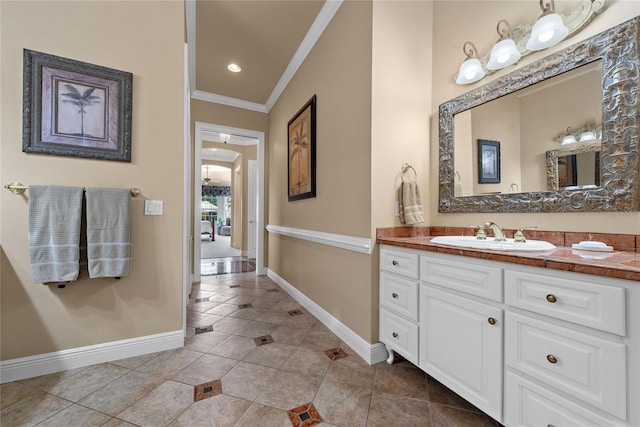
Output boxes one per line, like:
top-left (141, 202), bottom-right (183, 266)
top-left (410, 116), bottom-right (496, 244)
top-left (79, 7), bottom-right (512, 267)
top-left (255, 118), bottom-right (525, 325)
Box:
top-left (377, 227), bottom-right (640, 282)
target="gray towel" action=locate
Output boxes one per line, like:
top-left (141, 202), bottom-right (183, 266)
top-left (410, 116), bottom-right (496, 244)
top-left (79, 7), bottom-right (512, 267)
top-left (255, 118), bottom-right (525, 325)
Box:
top-left (86, 188), bottom-right (131, 278)
top-left (28, 186), bottom-right (84, 284)
top-left (401, 181), bottom-right (425, 225)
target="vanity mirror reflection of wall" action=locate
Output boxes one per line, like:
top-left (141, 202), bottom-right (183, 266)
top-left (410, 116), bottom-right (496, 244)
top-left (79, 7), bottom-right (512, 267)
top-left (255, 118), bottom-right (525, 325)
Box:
top-left (453, 60), bottom-right (602, 196)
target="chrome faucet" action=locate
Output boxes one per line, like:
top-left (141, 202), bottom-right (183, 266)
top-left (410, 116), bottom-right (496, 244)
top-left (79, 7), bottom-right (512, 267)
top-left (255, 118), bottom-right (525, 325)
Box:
top-left (484, 222), bottom-right (506, 241)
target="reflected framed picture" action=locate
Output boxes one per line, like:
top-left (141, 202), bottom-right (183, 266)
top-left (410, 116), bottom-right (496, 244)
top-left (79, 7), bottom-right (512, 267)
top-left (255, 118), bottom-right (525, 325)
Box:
top-left (478, 139), bottom-right (500, 184)
top-left (558, 154), bottom-right (577, 188)
top-left (22, 49), bottom-right (133, 162)
top-left (287, 95), bottom-right (316, 201)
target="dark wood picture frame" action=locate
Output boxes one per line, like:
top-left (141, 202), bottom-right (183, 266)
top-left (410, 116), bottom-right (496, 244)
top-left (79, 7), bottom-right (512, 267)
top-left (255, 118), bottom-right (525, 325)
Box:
top-left (558, 154), bottom-right (578, 188)
top-left (477, 139), bottom-right (501, 184)
top-left (287, 95), bottom-right (316, 201)
top-left (22, 49), bottom-right (133, 162)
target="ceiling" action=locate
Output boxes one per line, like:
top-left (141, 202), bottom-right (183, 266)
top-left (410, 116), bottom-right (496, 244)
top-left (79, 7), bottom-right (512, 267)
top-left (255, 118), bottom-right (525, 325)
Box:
top-left (187, 0), bottom-right (336, 163)
top-left (187, 0), bottom-right (339, 113)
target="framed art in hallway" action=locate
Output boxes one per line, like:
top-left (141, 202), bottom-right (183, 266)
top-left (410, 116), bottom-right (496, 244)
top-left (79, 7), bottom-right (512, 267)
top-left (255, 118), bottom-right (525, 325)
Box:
top-left (287, 95), bottom-right (316, 201)
top-left (22, 49), bottom-right (133, 162)
top-left (478, 139), bottom-right (501, 184)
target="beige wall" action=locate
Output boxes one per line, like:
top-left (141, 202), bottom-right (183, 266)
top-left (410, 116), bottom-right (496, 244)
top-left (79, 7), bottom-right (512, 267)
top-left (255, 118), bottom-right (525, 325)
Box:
top-left (0, 1), bottom-right (185, 360)
top-left (268, 0), bottom-right (375, 341)
top-left (268, 1), bottom-right (433, 343)
top-left (371, 1), bottom-right (433, 232)
top-left (430, 1), bottom-right (640, 233)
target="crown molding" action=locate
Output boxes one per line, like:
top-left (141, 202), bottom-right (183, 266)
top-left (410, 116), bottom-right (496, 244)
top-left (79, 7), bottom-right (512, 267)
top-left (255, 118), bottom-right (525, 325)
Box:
top-left (264, 0), bottom-right (343, 111)
top-left (191, 90), bottom-right (268, 113)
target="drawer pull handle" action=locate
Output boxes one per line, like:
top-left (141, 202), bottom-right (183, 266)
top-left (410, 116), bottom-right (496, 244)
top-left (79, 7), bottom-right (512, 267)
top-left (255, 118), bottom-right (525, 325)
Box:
top-left (392, 293), bottom-right (398, 299)
top-left (487, 317), bottom-right (496, 325)
top-left (392, 260), bottom-right (399, 266)
top-left (392, 332), bottom-right (399, 338)
top-left (546, 294), bottom-right (557, 303)
top-left (546, 354), bottom-right (558, 364)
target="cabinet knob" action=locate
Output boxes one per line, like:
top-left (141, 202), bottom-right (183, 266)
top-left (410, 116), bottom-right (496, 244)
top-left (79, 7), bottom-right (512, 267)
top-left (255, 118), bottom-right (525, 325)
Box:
top-left (392, 332), bottom-right (399, 338)
top-left (487, 317), bottom-right (496, 325)
top-left (546, 354), bottom-right (558, 364)
top-left (546, 294), bottom-right (557, 303)
top-left (392, 260), bottom-right (399, 266)
top-left (392, 293), bottom-right (398, 299)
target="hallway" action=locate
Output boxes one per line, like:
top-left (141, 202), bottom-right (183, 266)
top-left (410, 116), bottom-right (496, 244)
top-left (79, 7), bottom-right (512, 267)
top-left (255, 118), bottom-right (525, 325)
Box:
top-left (0, 272), bottom-right (499, 426)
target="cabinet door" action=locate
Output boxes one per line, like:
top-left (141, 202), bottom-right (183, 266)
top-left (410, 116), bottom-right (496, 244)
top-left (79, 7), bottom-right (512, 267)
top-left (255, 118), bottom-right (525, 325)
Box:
top-left (504, 371), bottom-right (623, 427)
top-left (419, 285), bottom-right (503, 422)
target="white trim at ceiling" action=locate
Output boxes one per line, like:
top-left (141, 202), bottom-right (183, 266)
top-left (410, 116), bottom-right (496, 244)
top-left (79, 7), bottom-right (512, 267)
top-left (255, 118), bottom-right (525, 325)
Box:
top-left (264, 0), bottom-right (342, 111)
top-left (189, 0), bottom-right (343, 113)
top-left (191, 91), bottom-right (268, 113)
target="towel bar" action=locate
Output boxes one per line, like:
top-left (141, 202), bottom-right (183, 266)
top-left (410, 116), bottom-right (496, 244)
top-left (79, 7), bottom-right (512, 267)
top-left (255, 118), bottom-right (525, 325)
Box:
top-left (4, 182), bottom-right (141, 197)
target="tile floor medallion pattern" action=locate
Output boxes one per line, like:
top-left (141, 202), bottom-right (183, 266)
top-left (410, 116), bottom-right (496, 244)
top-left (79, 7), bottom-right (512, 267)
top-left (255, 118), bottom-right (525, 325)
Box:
top-left (1, 271), bottom-right (503, 427)
top-left (288, 402), bottom-right (323, 427)
top-left (194, 379), bottom-right (222, 402)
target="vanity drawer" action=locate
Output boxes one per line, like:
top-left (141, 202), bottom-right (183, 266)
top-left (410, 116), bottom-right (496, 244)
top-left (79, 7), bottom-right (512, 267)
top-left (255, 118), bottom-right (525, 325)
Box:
top-left (505, 312), bottom-right (626, 419)
top-left (380, 246), bottom-right (419, 279)
top-left (420, 253), bottom-right (502, 302)
top-left (504, 269), bottom-right (626, 335)
top-left (380, 273), bottom-right (418, 321)
top-left (380, 308), bottom-right (418, 365)
top-left (504, 371), bottom-right (624, 427)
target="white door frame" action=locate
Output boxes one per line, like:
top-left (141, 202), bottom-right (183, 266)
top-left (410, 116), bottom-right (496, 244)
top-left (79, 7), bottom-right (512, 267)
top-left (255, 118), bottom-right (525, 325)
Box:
top-left (193, 121), bottom-right (265, 282)
top-left (247, 160), bottom-right (257, 259)
top-left (182, 44), bottom-right (191, 337)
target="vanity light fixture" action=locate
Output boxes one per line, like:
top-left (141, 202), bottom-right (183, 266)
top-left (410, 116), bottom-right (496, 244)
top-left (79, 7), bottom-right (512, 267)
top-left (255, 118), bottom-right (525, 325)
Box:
top-left (561, 127), bottom-right (577, 145)
top-left (227, 63), bottom-right (242, 73)
top-left (456, 42), bottom-right (486, 85)
top-left (220, 133), bottom-right (231, 144)
top-left (526, 0), bottom-right (569, 51)
top-left (487, 20), bottom-right (522, 70)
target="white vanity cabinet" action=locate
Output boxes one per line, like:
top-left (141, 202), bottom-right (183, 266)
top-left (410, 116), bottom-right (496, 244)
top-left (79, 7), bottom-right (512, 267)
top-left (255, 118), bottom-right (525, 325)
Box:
top-left (419, 253), bottom-right (504, 421)
top-left (379, 246), bottom-right (420, 365)
top-left (503, 267), bottom-right (632, 426)
top-left (378, 244), bottom-right (640, 426)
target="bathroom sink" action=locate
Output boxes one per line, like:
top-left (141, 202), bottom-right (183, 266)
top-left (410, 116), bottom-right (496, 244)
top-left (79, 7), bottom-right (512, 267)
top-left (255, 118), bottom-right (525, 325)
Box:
top-left (430, 236), bottom-right (556, 252)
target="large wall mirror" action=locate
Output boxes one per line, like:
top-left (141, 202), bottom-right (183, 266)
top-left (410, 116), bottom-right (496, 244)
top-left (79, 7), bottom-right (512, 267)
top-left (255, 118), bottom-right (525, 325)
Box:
top-left (439, 16), bottom-right (640, 213)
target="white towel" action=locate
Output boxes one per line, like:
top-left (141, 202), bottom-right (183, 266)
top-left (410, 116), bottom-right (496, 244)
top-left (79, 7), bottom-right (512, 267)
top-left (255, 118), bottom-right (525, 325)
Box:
top-left (401, 181), bottom-right (425, 225)
top-left (86, 188), bottom-right (131, 278)
top-left (28, 186), bottom-right (84, 284)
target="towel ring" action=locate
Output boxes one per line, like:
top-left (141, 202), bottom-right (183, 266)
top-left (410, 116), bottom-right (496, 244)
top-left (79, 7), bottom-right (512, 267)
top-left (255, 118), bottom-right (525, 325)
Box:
top-left (400, 163), bottom-right (417, 182)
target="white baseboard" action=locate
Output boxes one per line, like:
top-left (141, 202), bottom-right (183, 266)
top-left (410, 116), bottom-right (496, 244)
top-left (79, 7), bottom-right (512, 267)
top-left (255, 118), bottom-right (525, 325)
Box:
top-left (267, 269), bottom-right (387, 365)
top-left (0, 330), bottom-right (184, 384)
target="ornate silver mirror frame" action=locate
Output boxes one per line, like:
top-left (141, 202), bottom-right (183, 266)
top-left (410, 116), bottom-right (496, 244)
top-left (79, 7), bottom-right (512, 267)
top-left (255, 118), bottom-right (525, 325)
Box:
top-left (439, 16), bottom-right (640, 213)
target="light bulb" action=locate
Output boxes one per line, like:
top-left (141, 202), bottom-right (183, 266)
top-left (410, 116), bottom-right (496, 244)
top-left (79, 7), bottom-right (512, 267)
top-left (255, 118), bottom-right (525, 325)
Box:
top-left (537, 30), bottom-right (554, 43)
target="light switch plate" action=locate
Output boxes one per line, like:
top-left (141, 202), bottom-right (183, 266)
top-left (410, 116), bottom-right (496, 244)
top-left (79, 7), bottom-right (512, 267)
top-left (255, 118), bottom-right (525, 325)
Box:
top-left (144, 200), bottom-right (164, 215)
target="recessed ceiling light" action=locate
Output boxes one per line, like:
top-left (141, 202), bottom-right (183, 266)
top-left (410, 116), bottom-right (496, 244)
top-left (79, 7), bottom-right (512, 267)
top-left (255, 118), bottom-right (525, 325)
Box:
top-left (227, 63), bottom-right (241, 73)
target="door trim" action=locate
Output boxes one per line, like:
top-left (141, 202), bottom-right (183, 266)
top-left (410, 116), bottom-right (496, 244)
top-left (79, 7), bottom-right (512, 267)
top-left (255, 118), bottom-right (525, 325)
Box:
top-left (194, 121), bottom-right (265, 280)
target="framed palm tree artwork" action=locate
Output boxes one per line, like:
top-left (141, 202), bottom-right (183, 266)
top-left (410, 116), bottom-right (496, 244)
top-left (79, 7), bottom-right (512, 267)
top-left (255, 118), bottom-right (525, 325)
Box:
top-left (22, 49), bottom-right (132, 162)
top-left (287, 95), bottom-right (316, 201)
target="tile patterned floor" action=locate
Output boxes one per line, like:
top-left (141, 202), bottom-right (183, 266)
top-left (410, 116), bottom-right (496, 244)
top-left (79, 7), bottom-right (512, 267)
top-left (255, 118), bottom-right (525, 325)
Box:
top-left (0, 272), bottom-right (502, 427)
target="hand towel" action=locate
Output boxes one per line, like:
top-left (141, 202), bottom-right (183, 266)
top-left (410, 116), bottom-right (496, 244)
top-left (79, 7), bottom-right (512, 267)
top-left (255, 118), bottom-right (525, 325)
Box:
top-left (397, 186), bottom-right (406, 224)
top-left (28, 186), bottom-right (84, 284)
top-left (401, 181), bottom-right (425, 225)
top-left (86, 188), bottom-right (131, 278)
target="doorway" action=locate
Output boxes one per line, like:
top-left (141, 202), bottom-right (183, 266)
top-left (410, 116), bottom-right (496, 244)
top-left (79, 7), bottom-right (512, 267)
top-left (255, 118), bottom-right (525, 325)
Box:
top-left (193, 122), bottom-right (264, 283)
